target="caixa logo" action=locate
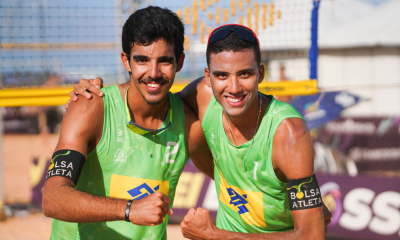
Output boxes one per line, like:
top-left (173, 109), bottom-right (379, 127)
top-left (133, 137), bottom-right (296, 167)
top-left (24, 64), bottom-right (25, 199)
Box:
top-left (322, 182), bottom-right (400, 236)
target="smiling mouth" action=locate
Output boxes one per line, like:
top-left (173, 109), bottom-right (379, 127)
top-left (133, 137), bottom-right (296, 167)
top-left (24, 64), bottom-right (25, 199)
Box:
top-left (142, 81), bottom-right (166, 91)
top-left (225, 95), bottom-right (246, 105)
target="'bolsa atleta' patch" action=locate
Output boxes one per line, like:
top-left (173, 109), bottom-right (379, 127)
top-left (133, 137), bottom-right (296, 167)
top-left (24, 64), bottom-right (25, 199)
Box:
top-left (287, 174), bottom-right (323, 211)
top-left (46, 149), bottom-right (85, 185)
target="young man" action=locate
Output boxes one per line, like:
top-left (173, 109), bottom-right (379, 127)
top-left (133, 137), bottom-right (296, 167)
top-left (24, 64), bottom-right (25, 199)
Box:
top-left (70, 25), bottom-right (331, 239)
top-left (42, 7), bottom-right (211, 240)
top-left (179, 25), bottom-right (326, 239)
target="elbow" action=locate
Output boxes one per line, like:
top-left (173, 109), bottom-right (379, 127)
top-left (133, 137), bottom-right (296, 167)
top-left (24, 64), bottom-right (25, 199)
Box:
top-left (293, 222), bottom-right (325, 240)
top-left (42, 184), bottom-right (62, 218)
top-left (296, 228), bottom-right (325, 240)
top-left (42, 191), bottom-right (55, 218)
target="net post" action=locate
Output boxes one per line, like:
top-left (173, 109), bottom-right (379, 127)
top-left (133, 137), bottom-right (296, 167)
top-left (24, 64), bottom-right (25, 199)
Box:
top-left (0, 23), bottom-right (3, 213)
top-left (0, 109), bottom-right (4, 213)
top-left (309, 0), bottom-right (320, 81)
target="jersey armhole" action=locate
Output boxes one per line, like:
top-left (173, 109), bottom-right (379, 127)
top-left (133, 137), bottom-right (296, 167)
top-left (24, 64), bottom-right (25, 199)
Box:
top-left (86, 86), bottom-right (114, 159)
top-left (201, 95), bottom-right (217, 130)
top-left (267, 115), bottom-right (306, 186)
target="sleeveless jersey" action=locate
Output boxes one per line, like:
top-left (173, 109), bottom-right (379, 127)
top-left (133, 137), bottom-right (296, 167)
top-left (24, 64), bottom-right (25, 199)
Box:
top-left (50, 85), bottom-right (188, 240)
top-left (202, 94), bottom-right (304, 233)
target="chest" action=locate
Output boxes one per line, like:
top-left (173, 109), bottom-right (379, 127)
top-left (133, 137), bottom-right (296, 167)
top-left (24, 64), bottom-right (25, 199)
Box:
top-left (102, 123), bottom-right (186, 178)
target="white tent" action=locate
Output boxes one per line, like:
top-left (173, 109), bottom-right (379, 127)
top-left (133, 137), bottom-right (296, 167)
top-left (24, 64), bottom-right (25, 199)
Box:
top-left (319, 0), bottom-right (400, 48)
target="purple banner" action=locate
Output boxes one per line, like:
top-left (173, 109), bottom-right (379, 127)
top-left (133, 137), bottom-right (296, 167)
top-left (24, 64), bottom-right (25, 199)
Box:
top-left (172, 164), bottom-right (400, 239)
top-left (318, 173), bottom-right (400, 240)
top-left (171, 163), bottom-right (217, 222)
top-left (315, 117), bottom-right (400, 173)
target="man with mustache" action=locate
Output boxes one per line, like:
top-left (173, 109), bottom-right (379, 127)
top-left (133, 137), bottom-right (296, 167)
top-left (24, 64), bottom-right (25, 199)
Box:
top-left (42, 6), bottom-right (212, 240)
top-left (70, 24), bottom-right (331, 239)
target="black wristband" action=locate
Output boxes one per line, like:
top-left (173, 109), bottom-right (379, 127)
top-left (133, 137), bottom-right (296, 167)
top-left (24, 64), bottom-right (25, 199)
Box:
top-left (125, 200), bottom-right (133, 222)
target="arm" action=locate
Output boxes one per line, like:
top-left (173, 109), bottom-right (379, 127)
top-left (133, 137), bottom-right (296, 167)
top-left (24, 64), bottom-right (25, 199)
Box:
top-left (43, 95), bottom-right (172, 225)
top-left (184, 103), bottom-right (214, 180)
top-left (177, 77), bottom-right (213, 121)
top-left (181, 118), bottom-right (325, 240)
top-left (69, 76), bottom-right (214, 121)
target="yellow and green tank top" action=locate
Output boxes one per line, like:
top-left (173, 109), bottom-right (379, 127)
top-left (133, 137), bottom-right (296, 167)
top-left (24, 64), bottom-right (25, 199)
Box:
top-left (50, 85), bottom-right (188, 240)
top-left (202, 94), bottom-right (304, 233)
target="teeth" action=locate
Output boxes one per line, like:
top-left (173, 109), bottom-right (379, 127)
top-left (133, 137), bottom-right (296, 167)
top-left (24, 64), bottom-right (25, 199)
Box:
top-left (227, 96), bottom-right (244, 103)
top-left (147, 83), bottom-right (160, 88)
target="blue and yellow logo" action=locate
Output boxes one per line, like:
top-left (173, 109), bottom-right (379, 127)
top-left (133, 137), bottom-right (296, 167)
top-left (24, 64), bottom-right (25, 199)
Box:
top-left (218, 170), bottom-right (266, 227)
top-left (109, 174), bottom-right (169, 200)
top-left (227, 188), bottom-right (249, 214)
top-left (128, 183), bottom-right (160, 200)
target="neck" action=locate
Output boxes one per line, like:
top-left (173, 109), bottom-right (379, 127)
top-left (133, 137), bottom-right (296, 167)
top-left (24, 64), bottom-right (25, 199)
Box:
top-left (227, 94), bottom-right (260, 129)
top-left (224, 94), bottom-right (262, 143)
top-left (125, 79), bottom-right (169, 124)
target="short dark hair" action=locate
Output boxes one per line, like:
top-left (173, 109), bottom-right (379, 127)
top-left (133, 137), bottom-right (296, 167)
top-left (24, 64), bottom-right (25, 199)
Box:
top-left (122, 6), bottom-right (185, 63)
top-left (206, 31), bottom-right (261, 66)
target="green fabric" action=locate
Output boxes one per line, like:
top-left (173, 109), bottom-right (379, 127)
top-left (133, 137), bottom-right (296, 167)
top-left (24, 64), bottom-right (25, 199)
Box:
top-left (201, 93), bottom-right (304, 233)
top-left (50, 85), bottom-right (188, 240)
top-left (124, 86), bottom-right (172, 135)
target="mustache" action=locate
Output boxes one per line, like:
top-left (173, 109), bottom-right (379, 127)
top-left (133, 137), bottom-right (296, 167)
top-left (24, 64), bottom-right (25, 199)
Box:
top-left (139, 77), bottom-right (168, 84)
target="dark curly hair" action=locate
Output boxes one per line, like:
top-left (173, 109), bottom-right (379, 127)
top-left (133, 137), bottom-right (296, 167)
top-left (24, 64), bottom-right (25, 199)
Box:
top-left (206, 31), bottom-right (261, 66)
top-left (122, 6), bottom-right (185, 63)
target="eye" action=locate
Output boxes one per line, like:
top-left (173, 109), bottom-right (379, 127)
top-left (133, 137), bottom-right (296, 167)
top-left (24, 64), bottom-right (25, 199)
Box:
top-left (160, 59), bottom-right (173, 64)
top-left (217, 73), bottom-right (227, 78)
top-left (240, 72), bottom-right (250, 77)
top-left (136, 59), bottom-right (147, 64)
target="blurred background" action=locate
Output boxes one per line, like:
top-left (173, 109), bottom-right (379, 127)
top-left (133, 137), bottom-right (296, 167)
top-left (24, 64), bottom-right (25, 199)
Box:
top-left (0, 0), bottom-right (399, 239)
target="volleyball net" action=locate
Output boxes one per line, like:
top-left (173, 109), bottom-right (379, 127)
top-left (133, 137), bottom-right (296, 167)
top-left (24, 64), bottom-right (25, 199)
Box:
top-left (0, 0), bottom-right (319, 106)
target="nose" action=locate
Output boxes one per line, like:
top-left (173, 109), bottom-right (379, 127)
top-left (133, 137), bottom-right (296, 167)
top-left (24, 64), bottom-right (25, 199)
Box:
top-left (148, 60), bottom-right (162, 80)
top-left (227, 76), bottom-right (242, 95)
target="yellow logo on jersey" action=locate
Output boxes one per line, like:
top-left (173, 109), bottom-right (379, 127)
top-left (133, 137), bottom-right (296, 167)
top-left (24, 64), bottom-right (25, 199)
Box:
top-left (218, 170), bottom-right (266, 227)
top-left (109, 174), bottom-right (169, 200)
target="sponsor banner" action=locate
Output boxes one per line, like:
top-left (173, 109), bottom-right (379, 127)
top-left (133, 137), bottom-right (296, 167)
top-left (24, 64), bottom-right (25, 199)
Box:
top-left (172, 164), bottom-right (400, 240)
top-left (172, 163), bottom-right (218, 220)
top-left (323, 117), bottom-right (400, 136)
top-left (319, 173), bottom-right (400, 240)
top-left (315, 117), bottom-right (400, 172)
top-left (289, 91), bottom-right (363, 130)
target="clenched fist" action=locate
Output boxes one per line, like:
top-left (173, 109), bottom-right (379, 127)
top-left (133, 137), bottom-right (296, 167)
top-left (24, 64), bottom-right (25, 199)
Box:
top-left (180, 207), bottom-right (217, 240)
top-left (129, 192), bottom-right (173, 226)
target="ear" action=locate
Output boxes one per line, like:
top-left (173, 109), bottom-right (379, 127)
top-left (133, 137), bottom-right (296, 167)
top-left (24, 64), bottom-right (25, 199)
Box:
top-left (204, 68), bottom-right (212, 87)
top-left (121, 52), bottom-right (132, 73)
top-left (258, 63), bottom-right (265, 84)
top-left (176, 53), bottom-right (185, 72)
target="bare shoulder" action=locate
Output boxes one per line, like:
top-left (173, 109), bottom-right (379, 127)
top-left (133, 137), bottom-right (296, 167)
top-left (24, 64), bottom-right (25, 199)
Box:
top-left (68, 93), bottom-right (104, 113)
top-left (178, 77), bottom-right (213, 120)
top-left (65, 94), bottom-right (104, 125)
top-left (183, 101), bottom-right (200, 129)
top-left (272, 118), bottom-right (314, 179)
top-left (183, 101), bottom-right (206, 157)
top-left (57, 94), bottom-right (104, 152)
top-left (274, 118), bottom-right (309, 147)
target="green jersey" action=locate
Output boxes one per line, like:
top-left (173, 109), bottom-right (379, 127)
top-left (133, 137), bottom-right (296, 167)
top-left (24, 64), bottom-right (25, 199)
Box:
top-left (50, 85), bottom-right (188, 240)
top-left (202, 94), bottom-right (304, 233)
